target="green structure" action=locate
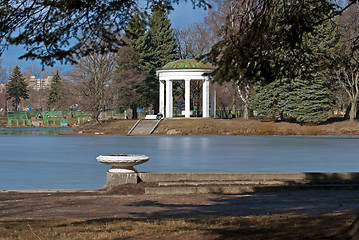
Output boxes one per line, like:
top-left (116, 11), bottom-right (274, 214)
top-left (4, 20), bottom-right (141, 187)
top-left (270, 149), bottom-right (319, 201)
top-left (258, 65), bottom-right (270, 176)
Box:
top-left (77, 116), bottom-right (92, 125)
top-left (161, 59), bottom-right (213, 70)
top-left (7, 112), bottom-right (31, 127)
top-left (42, 111), bottom-right (67, 126)
top-left (73, 111), bottom-right (92, 125)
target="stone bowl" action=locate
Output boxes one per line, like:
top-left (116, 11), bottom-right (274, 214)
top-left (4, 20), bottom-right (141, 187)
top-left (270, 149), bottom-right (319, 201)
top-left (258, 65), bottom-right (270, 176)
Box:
top-left (96, 154), bottom-right (149, 173)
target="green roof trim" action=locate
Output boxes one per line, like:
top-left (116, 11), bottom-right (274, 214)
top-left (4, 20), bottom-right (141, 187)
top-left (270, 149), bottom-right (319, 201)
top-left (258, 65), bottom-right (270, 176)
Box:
top-left (161, 59), bottom-right (213, 70)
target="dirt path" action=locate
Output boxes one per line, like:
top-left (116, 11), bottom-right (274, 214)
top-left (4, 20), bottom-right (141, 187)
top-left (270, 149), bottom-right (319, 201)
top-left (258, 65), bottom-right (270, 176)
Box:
top-left (1, 189), bottom-right (358, 219)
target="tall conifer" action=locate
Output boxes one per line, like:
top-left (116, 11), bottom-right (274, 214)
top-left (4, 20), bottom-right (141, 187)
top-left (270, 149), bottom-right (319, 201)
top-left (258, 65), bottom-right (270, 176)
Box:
top-left (250, 0), bottom-right (339, 124)
top-left (6, 65), bottom-right (28, 111)
top-left (116, 11), bottom-right (148, 119)
top-left (47, 71), bottom-right (62, 110)
top-left (137, 1), bottom-right (177, 111)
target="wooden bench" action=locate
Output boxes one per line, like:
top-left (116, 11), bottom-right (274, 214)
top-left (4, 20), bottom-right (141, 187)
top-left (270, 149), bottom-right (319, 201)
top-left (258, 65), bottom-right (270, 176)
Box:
top-left (145, 115), bottom-right (157, 120)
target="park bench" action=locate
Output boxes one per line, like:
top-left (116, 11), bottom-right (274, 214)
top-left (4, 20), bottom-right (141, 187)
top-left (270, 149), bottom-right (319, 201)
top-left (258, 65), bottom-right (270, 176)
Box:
top-left (145, 115), bottom-right (157, 120)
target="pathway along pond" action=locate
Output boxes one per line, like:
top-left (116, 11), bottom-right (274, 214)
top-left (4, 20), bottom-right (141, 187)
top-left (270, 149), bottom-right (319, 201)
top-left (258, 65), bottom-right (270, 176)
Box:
top-left (1, 133), bottom-right (359, 190)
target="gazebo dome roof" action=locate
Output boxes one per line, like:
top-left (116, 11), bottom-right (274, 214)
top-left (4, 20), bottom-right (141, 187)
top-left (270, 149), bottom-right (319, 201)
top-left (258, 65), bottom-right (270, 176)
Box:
top-left (161, 59), bottom-right (212, 70)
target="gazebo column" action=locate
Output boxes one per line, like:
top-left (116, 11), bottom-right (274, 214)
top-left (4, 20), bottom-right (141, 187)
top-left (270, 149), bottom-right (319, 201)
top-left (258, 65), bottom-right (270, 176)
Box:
top-left (159, 80), bottom-right (165, 115)
top-left (184, 79), bottom-right (191, 118)
top-left (202, 79), bottom-right (210, 118)
top-left (211, 89), bottom-right (216, 118)
top-left (165, 80), bottom-right (173, 118)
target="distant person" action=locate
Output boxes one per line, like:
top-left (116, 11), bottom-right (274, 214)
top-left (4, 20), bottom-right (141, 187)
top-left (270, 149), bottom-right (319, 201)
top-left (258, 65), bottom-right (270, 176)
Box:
top-left (156, 113), bottom-right (163, 120)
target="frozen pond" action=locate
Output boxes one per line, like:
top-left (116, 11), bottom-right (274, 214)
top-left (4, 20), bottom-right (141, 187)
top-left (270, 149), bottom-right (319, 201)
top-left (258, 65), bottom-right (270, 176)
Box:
top-left (1, 134), bottom-right (359, 190)
top-left (0, 127), bottom-right (74, 135)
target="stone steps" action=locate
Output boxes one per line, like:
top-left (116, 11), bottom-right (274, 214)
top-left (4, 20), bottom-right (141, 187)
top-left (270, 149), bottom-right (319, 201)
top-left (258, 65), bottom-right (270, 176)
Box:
top-left (129, 119), bottom-right (161, 135)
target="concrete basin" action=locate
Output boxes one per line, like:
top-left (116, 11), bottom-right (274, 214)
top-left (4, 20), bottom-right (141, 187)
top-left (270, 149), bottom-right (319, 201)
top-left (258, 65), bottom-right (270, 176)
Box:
top-left (96, 154), bottom-right (149, 173)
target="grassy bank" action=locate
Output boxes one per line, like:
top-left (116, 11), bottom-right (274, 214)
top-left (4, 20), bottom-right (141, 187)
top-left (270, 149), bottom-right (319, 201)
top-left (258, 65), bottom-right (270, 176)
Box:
top-left (70, 118), bottom-right (359, 136)
top-left (0, 214), bottom-right (356, 239)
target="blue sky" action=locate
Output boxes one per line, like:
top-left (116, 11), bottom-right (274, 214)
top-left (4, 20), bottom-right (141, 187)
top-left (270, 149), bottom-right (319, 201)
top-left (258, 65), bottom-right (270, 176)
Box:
top-left (1, 2), bottom-right (207, 73)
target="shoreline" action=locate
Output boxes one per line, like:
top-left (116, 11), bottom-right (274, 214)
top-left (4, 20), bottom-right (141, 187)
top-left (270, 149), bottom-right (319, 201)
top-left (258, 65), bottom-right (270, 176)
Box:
top-left (65, 118), bottom-right (359, 137)
top-left (3, 118), bottom-right (359, 136)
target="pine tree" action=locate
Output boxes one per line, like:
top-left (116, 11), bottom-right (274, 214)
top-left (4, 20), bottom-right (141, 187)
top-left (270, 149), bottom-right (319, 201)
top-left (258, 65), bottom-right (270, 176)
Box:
top-left (137, 1), bottom-right (177, 111)
top-left (250, 80), bottom-right (290, 119)
top-left (116, 3), bottom-right (177, 116)
top-left (125, 11), bottom-right (147, 50)
top-left (116, 11), bottom-right (148, 119)
top-left (140, 1), bottom-right (177, 75)
top-left (6, 65), bottom-right (29, 111)
top-left (47, 71), bottom-right (61, 110)
top-left (285, 14), bottom-right (338, 124)
top-left (249, 0), bottom-right (339, 124)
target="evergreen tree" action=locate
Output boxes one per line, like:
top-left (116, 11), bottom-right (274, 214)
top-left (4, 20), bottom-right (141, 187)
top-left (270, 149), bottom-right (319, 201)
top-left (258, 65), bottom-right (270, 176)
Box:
top-left (6, 65), bottom-right (28, 111)
top-left (139, 1), bottom-right (177, 76)
top-left (250, 80), bottom-right (290, 119)
top-left (47, 71), bottom-right (62, 110)
top-left (116, 3), bottom-right (177, 116)
top-left (137, 1), bottom-right (177, 112)
top-left (125, 11), bottom-right (147, 49)
top-left (285, 13), bottom-right (338, 124)
top-left (116, 11), bottom-right (148, 119)
top-left (249, 1), bottom-right (339, 124)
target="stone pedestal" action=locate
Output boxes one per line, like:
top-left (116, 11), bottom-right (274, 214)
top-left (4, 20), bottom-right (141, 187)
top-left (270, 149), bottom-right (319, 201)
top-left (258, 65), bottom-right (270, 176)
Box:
top-left (106, 172), bottom-right (139, 187)
top-left (97, 154), bottom-right (149, 186)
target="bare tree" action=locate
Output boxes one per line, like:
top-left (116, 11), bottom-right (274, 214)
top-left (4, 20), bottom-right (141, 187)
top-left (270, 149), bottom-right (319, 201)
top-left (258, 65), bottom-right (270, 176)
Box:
top-left (25, 64), bottom-right (54, 79)
top-left (335, 3), bottom-right (359, 121)
top-left (176, 22), bottom-right (215, 59)
top-left (69, 52), bottom-right (116, 121)
top-left (238, 84), bottom-right (251, 119)
top-left (206, 0), bottom-right (255, 119)
top-left (336, 67), bottom-right (359, 121)
top-left (215, 81), bottom-right (239, 117)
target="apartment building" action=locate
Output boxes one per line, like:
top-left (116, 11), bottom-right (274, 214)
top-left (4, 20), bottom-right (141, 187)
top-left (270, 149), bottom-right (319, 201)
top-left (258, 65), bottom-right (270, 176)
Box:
top-left (27, 75), bottom-right (53, 91)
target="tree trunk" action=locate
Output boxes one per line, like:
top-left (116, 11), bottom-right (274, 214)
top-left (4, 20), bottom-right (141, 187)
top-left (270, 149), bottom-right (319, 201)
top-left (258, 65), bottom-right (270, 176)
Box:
top-left (14, 99), bottom-right (19, 112)
top-left (349, 98), bottom-right (358, 121)
top-left (279, 112), bottom-right (284, 121)
top-left (344, 104), bottom-right (351, 119)
top-left (132, 107), bottom-right (138, 119)
top-left (237, 85), bottom-right (251, 120)
top-left (153, 98), bottom-right (159, 116)
top-left (92, 110), bottom-right (100, 122)
top-left (243, 102), bottom-right (249, 120)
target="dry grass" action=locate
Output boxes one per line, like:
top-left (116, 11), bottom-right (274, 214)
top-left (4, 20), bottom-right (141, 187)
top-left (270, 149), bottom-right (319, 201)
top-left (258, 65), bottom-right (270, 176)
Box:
top-left (3, 115), bottom-right (359, 136)
top-left (154, 118), bottom-right (359, 136)
top-left (57, 118), bottom-right (359, 136)
top-left (0, 214), bottom-right (355, 240)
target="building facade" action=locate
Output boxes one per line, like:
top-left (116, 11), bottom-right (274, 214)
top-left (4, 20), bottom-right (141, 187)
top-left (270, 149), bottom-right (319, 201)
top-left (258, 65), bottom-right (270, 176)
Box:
top-left (27, 76), bottom-right (53, 91)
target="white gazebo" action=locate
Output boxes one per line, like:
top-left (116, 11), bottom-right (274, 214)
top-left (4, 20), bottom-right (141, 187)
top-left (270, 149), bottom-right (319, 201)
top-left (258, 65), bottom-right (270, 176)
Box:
top-left (156, 59), bottom-right (213, 118)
